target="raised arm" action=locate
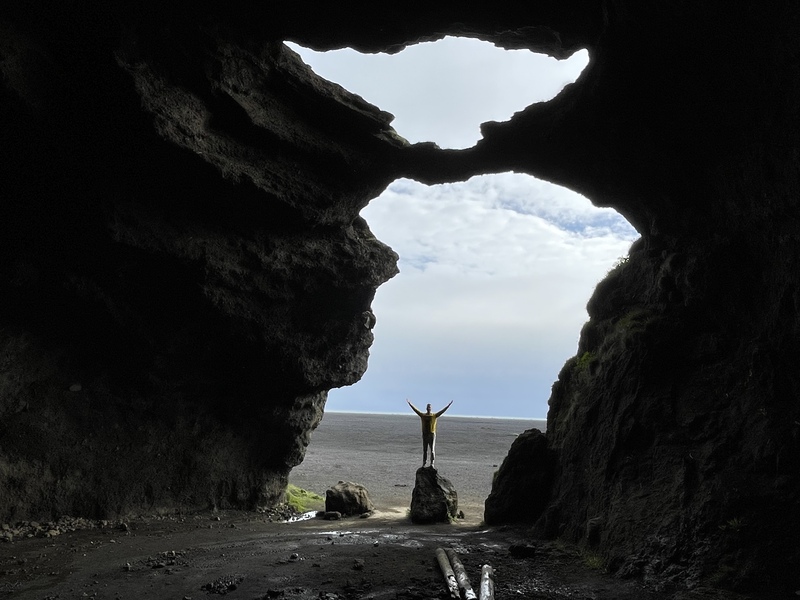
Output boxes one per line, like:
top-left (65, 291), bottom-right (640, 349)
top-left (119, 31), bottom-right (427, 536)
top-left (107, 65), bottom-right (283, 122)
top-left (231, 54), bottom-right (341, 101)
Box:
top-left (435, 400), bottom-right (453, 417)
top-left (407, 399), bottom-right (424, 417)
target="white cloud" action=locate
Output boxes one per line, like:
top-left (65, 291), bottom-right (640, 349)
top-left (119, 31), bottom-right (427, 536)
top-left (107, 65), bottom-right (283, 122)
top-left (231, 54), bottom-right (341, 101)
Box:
top-left (329, 175), bottom-right (637, 418)
top-left (368, 176), bottom-right (632, 278)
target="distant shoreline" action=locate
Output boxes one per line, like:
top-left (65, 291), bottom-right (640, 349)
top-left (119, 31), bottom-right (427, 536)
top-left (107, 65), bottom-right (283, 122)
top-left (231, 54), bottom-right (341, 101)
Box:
top-left (324, 410), bottom-right (548, 421)
top-left (292, 412), bottom-right (545, 522)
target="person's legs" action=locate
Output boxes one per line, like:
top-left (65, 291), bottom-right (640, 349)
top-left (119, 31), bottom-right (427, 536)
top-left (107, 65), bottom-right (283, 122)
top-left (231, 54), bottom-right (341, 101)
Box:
top-left (430, 433), bottom-right (436, 468)
top-left (422, 432), bottom-right (435, 466)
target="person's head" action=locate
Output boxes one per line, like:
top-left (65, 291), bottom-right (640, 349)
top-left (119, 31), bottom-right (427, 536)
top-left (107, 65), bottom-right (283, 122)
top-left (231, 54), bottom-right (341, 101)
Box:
top-left (426, 404), bottom-right (432, 413)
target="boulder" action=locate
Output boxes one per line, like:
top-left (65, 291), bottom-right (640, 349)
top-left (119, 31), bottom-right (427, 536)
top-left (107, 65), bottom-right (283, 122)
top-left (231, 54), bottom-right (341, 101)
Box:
top-left (484, 429), bottom-right (554, 526)
top-left (325, 481), bottom-right (374, 516)
top-left (410, 467), bottom-right (458, 524)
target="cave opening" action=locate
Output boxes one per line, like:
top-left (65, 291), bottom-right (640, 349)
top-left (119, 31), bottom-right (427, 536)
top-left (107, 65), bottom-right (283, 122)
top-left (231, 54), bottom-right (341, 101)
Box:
top-left (287, 36), bottom-right (589, 150)
top-left (289, 37), bottom-right (638, 419)
top-left (346, 174), bottom-right (638, 419)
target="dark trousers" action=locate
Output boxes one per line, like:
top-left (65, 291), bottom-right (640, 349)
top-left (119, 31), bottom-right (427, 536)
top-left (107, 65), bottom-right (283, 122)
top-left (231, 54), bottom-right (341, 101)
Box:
top-left (422, 431), bottom-right (436, 466)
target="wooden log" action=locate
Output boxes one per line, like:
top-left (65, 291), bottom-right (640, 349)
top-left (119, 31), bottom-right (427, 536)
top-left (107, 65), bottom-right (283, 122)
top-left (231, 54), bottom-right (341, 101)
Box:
top-left (435, 547), bottom-right (460, 599)
top-left (445, 548), bottom-right (477, 600)
top-left (479, 564), bottom-right (495, 600)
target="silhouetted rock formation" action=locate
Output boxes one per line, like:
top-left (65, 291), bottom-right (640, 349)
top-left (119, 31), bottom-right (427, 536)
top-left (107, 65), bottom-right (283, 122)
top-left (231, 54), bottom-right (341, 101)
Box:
top-left (1, 2), bottom-right (798, 595)
top-left (0, 4), bottom-right (401, 519)
top-left (410, 467), bottom-right (458, 524)
top-left (484, 429), bottom-right (553, 525)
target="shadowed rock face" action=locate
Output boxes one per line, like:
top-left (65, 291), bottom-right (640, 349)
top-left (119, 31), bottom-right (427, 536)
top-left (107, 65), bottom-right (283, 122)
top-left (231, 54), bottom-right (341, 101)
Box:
top-left (1, 2), bottom-right (798, 594)
top-left (0, 6), bottom-right (403, 517)
top-left (410, 467), bottom-right (458, 524)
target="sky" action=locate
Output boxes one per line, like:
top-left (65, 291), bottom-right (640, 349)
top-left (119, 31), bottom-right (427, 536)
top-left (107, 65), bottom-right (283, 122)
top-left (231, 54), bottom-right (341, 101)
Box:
top-left (287, 37), bottom-right (639, 419)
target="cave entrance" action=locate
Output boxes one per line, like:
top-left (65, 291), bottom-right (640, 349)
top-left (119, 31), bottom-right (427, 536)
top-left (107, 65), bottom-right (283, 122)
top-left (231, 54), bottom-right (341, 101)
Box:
top-left (288, 38), bottom-right (638, 418)
top-left (287, 36), bottom-right (589, 150)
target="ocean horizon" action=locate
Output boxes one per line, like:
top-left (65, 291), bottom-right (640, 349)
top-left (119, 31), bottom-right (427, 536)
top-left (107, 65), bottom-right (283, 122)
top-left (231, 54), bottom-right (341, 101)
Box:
top-left (290, 412), bottom-right (546, 518)
top-left (325, 410), bottom-right (548, 421)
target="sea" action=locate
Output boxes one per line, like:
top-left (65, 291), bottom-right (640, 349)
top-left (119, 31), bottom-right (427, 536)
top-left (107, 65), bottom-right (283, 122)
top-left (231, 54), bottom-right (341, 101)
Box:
top-left (289, 412), bottom-right (546, 517)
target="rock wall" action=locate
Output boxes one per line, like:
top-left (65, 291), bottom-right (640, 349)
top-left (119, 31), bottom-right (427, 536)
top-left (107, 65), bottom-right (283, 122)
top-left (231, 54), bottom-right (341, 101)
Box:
top-left (475, 3), bottom-right (800, 595)
top-left (0, 5), bottom-right (404, 519)
top-left (1, 2), bottom-right (799, 594)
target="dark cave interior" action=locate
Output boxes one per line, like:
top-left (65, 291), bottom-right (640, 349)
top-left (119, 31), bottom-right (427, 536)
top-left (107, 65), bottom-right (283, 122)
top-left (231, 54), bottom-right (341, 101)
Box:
top-left (1, 2), bottom-right (799, 594)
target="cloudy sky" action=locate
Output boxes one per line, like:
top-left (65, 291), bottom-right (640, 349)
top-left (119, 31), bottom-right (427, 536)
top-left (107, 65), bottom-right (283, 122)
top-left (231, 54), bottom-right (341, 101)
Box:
top-left (287, 37), bottom-right (639, 419)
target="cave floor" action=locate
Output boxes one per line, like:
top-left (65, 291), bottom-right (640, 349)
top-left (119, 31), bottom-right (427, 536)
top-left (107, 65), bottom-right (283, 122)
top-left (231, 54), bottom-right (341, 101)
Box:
top-left (0, 509), bottom-right (708, 600)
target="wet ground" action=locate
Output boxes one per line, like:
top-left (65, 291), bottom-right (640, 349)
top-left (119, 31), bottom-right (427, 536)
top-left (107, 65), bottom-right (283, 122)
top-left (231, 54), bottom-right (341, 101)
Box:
top-left (0, 509), bottom-right (695, 600)
top-left (0, 412), bottom-right (757, 600)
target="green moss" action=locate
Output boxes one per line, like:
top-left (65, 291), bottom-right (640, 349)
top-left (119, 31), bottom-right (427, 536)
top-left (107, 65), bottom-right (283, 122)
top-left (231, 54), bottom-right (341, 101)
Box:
top-left (615, 307), bottom-right (655, 333)
top-left (705, 563), bottom-right (737, 587)
top-left (580, 549), bottom-right (607, 571)
top-left (284, 484), bottom-right (324, 513)
top-left (718, 517), bottom-right (746, 532)
top-left (576, 351), bottom-right (596, 372)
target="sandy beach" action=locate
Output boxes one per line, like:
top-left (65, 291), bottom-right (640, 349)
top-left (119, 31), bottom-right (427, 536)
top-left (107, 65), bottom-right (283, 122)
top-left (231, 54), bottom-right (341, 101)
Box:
top-left (289, 412), bottom-right (546, 523)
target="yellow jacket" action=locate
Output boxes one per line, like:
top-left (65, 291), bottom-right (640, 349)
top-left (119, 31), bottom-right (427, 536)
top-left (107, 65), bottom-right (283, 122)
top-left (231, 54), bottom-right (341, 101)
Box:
top-left (408, 401), bottom-right (452, 434)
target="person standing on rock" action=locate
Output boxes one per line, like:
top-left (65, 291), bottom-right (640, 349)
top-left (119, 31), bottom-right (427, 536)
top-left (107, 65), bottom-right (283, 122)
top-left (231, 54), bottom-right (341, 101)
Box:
top-left (407, 399), bottom-right (453, 468)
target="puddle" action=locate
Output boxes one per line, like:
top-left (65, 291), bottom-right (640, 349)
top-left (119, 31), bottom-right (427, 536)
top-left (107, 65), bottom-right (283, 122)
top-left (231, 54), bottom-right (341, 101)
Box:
top-left (285, 512), bottom-right (319, 523)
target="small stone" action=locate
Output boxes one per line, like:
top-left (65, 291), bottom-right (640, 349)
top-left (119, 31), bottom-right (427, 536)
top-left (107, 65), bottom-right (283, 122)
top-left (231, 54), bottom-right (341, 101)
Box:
top-left (69, 383), bottom-right (82, 392)
top-left (352, 559), bottom-right (365, 570)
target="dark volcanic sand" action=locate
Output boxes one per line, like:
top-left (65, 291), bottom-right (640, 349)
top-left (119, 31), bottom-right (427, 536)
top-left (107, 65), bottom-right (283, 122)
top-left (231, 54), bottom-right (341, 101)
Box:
top-left (0, 414), bottom-right (741, 599)
top-left (0, 511), bottom-right (672, 600)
